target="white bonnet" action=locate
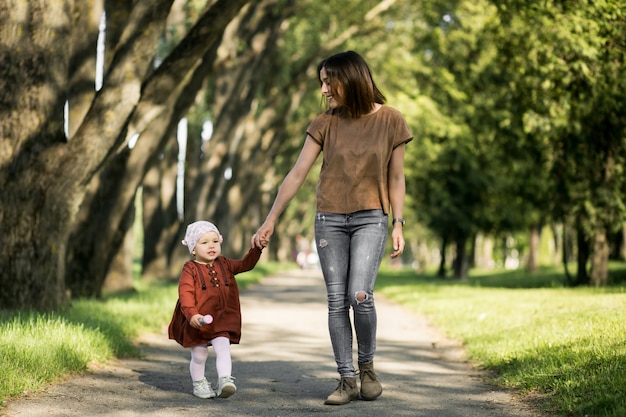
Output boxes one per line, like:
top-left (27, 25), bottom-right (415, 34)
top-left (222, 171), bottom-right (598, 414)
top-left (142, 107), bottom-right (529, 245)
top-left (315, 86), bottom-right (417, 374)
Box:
top-left (181, 221), bottom-right (223, 254)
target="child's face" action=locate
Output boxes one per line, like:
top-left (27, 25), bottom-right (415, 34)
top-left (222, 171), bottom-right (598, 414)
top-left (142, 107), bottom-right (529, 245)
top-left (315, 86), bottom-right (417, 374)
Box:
top-left (193, 231), bottom-right (222, 263)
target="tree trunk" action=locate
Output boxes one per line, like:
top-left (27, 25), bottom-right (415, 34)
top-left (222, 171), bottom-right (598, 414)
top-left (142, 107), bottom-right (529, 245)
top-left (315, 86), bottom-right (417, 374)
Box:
top-left (473, 233), bottom-right (494, 269)
top-left (67, 0), bottom-right (103, 139)
top-left (66, 150), bottom-right (139, 296)
top-left (468, 234), bottom-right (476, 269)
top-left (0, 1), bottom-right (73, 309)
top-left (575, 219), bottom-right (590, 286)
top-left (621, 223), bottom-right (626, 261)
top-left (562, 223), bottom-right (573, 285)
top-left (550, 223), bottom-right (562, 265)
top-left (67, 0), bottom-right (251, 294)
top-left (62, 0), bottom-right (175, 298)
top-left (141, 139), bottom-right (181, 280)
top-left (181, 0), bottom-right (300, 257)
top-left (437, 236), bottom-right (448, 278)
top-left (526, 223), bottom-right (540, 273)
top-left (453, 236), bottom-right (468, 280)
top-left (589, 229), bottom-right (609, 286)
top-left (0, 0), bottom-right (174, 309)
top-left (103, 202), bottom-right (137, 295)
top-left (136, 0), bottom-right (256, 278)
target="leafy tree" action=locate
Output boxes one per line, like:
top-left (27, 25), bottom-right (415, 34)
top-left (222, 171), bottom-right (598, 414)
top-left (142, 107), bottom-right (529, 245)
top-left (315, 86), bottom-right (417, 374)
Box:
top-left (492, 0), bottom-right (626, 285)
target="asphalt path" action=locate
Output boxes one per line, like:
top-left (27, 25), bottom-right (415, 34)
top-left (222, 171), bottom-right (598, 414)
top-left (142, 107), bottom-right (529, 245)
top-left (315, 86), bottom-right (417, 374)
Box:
top-left (3, 269), bottom-right (543, 417)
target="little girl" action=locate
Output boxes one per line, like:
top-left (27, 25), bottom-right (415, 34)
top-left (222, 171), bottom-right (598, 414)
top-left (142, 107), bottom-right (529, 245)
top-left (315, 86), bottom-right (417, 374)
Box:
top-left (169, 221), bottom-right (264, 399)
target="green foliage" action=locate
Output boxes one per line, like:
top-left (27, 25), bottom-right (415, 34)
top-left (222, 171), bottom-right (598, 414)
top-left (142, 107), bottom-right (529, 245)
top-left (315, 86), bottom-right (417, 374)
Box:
top-left (364, 0), bottom-right (626, 281)
top-left (377, 263), bottom-right (626, 416)
top-left (491, 0), bottom-right (626, 238)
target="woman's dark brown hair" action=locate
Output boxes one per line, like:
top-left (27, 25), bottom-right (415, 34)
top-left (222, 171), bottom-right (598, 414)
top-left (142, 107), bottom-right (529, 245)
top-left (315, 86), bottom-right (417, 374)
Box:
top-left (317, 50), bottom-right (386, 119)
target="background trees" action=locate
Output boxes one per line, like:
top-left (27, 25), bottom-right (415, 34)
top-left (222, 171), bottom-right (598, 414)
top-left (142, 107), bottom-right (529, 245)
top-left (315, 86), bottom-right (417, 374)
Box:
top-left (1, 0), bottom-right (624, 310)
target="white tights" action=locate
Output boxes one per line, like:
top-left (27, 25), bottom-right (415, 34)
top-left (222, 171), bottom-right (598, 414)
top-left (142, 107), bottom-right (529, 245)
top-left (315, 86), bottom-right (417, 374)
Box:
top-left (189, 336), bottom-right (232, 382)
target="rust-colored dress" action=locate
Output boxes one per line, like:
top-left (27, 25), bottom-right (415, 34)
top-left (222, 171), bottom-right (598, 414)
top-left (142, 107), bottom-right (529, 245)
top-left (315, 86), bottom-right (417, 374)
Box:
top-left (169, 247), bottom-right (262, 348)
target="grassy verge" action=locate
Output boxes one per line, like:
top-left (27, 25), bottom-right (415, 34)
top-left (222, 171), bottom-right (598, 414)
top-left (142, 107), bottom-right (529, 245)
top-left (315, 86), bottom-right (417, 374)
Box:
top-left (375, 262), bottom-right (626, 417)
top-left (0, 261), bottom-right (282, 407)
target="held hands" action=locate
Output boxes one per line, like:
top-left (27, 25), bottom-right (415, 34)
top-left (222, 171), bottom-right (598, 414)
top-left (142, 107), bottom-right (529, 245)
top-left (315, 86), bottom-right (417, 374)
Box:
top-left (390, 226), bottom-right (405, 259)
top-left (251, 220), bottom-right (274, 249)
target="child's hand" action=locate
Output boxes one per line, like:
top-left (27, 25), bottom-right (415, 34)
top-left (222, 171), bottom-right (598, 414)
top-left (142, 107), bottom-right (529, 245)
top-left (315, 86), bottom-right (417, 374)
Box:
top-left (251, 233), bottom-right (268, 249)
top-left (190, 314), bottom-right (203, 329)
top-left (252, 221), bottom-right (274, 249)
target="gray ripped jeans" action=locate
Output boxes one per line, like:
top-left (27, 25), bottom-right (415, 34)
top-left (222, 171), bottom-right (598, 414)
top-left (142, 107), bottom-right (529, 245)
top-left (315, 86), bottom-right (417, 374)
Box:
top-left (314, 209), bottom-right (388, 378)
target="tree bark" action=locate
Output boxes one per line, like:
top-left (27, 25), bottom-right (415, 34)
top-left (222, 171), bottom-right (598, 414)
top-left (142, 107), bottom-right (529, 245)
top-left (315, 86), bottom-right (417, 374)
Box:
top-left (575, 218), bottom-right (590, 286)
top-left (158, 0), bottom-right (301, 264)
top-left (0, 0), bottom-right (173, 309)
top-left (66, 0), bottom-right (251, 295)
top-left (67, 0), bottom-right (103, 139)
top-left (0, 0), bottom-right (74, 310)
top-left (453, 236), bottom-right (468, 280)
top-left (622, 224), bottom-right (626, 261)
top-left (140, 136), bottom-right (180, 281)
top-left (526, 223), bottom-right (540, 273)
top-left (562, 223), bottom-right (573, 286)
top-left (437, 236), bottom-right (448, 278)
top-left (590, 229), bottom-right (609, 286)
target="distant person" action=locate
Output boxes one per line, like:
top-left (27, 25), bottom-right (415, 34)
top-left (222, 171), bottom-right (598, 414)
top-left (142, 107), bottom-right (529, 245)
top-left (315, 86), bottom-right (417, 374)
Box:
top-left (252, 51), bottom-right (412, 405)
top-left (169, 221), bottom-right (264, 399)
top-left (295, 234), bottom-right (311, 269)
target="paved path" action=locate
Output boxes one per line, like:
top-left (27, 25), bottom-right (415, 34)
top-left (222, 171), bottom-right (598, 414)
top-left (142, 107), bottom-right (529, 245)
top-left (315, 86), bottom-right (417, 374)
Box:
top-left (3, 269), bottom-right (542, 417)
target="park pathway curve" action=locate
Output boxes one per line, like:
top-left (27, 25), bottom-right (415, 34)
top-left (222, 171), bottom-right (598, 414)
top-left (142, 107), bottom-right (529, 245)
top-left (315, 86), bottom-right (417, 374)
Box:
top-left (3, 269), bottom-right (543, 417)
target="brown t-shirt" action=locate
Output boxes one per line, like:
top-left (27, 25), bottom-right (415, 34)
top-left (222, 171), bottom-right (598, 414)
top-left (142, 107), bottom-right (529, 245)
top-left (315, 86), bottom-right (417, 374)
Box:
top-left (306, 105), bottom-right (413, 215)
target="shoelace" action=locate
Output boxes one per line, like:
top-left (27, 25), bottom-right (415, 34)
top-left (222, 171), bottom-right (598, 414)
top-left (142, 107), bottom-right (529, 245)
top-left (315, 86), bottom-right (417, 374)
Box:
top-left (360, 369), bottom-right (377, 381)
top-left (337, 378), bottom-right (353, 392)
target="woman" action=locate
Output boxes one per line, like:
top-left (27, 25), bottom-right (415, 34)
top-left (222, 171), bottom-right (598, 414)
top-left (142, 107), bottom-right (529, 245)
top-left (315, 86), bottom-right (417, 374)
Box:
top-left (252, 50), bottom-right (412, 405)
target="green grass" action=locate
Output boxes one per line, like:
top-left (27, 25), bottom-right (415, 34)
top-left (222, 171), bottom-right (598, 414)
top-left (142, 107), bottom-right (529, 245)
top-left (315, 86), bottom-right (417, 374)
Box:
top-left (376, 263), bottom-right (626, 417)
top-left (0, 261), bottom-right (282, 407)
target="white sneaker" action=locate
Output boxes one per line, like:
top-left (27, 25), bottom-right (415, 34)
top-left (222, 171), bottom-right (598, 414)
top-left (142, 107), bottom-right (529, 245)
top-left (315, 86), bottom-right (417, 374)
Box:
top-left (192, 378), bottom-right (216, 399)
top-left (217, 376), bottom-right (237, 398)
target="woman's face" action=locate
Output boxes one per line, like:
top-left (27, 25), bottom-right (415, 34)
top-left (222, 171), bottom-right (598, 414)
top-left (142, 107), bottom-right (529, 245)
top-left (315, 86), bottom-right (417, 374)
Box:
top-left (320, 68), bottom-right (342, 109)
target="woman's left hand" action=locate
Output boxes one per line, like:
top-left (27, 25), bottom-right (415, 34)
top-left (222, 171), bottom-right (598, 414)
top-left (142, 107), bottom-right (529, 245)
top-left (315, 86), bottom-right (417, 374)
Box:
top-left (390, 227), bottom-right (405, 259)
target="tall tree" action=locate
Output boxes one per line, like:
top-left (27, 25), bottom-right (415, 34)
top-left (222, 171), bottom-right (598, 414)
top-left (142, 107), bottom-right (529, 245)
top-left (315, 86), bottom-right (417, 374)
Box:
top-left (493, 0), bottom-right (626, 285)
top-left (0, 0), bottom-right (252, 308)
top-left (0, 0), bottom-right (173, 309)
top-left (66, 0), bottom-right (251, 296)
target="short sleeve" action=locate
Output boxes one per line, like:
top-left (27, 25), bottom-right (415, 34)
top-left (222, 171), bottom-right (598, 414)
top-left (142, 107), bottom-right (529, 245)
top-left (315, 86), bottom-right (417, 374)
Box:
top-left (306, 112), bottom-right (333, 149)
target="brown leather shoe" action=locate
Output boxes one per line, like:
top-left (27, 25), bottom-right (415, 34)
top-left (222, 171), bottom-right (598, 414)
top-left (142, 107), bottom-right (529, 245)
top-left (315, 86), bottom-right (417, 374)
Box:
top-left (359, 362), bottom-right (382, 400)
top-left (324, 377), bottom-right (359, 405)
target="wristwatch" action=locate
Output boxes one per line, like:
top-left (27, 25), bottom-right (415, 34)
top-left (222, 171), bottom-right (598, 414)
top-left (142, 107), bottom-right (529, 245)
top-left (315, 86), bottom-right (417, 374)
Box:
top-left (392, 218), bottom-right (405, 226)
